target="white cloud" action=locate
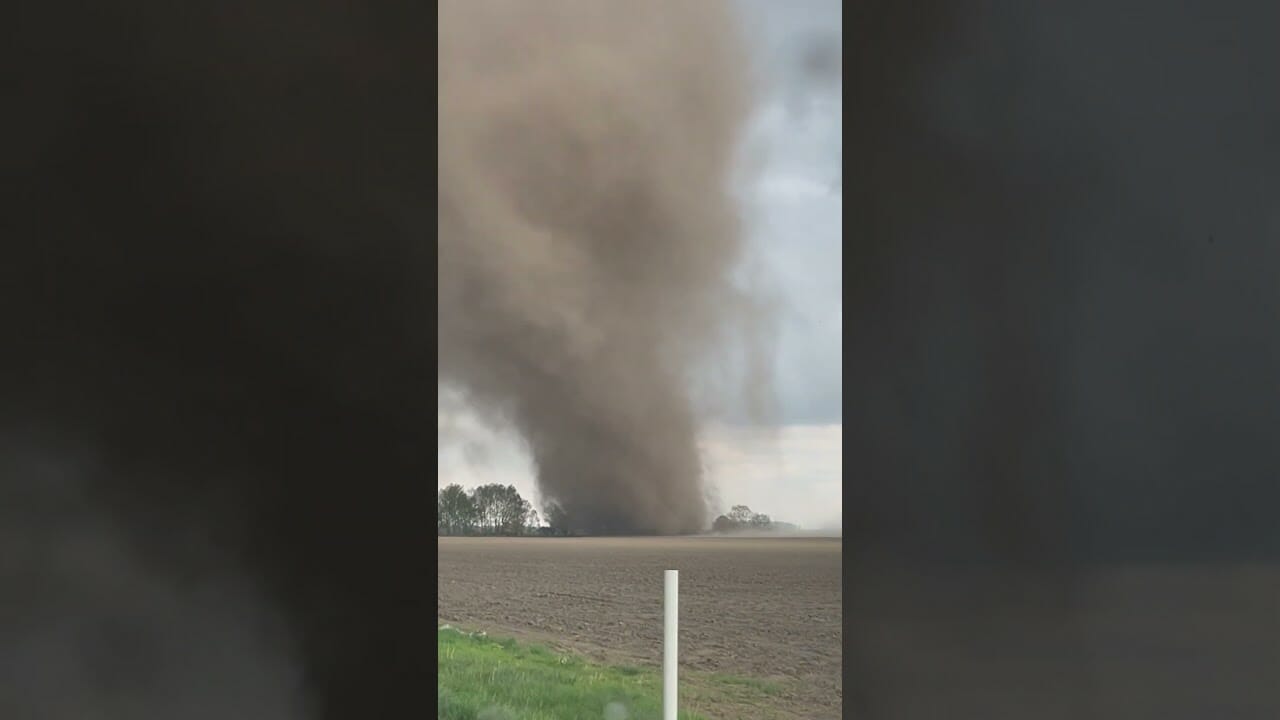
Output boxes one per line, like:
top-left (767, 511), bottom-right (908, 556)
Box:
top-left (436, 405), bottom-right (539, 506)
top-left (757, 173), bottom-right (833, 201)
top-left (699, 422), bottom-right (842, 529)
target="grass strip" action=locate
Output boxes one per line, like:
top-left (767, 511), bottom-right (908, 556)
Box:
top-left (438, 625), bottom-right (786, 720)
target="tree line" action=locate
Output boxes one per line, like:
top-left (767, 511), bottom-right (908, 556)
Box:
top-left (438, 484), bottom-right (788, 536)
top-left (437, 483), bottom-right (547, 536)
top-left (711, 505), bottom-right (795, 533)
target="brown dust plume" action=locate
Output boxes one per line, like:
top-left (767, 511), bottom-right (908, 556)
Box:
top-left (438, 0), bottom-right (758, 535)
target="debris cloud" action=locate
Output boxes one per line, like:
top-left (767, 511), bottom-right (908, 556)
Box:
top-left (438, 0), bottom-right (760, 534)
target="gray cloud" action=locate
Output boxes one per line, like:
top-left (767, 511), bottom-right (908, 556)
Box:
top-left (732, 0), bottom-right (843, 425)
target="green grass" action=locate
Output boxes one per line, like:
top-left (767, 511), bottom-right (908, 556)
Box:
top-left (437, 626), bottom-right (787, 720)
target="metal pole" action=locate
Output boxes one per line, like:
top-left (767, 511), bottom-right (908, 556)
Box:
top-left (664, 569), bottom-right (678, 720)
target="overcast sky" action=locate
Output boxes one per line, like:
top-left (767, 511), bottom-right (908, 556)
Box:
top-left (734, 0), bottom-right (842, 426)
top-left (438, 0), bottom-right (843, 529)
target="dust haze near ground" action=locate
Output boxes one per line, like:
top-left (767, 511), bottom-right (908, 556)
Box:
top-left (438, 0), bottom-right (768, 535)
top-left (3, 3), bottom-right (432, 717)
top-left (707, 528), bottom-right (841, 538)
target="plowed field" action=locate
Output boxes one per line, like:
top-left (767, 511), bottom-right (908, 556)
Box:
top-left (437, 536), bottom-right (842, 720)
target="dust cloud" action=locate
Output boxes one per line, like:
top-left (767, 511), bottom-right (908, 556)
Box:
top-left (438, 0), bottom-right (766, 534)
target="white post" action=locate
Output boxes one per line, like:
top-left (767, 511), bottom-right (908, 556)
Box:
top-left (663, 569), bottom-right (678, 720)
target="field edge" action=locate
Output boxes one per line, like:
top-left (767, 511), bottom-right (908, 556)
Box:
top-left (437, 624), bottom-right (796, 720)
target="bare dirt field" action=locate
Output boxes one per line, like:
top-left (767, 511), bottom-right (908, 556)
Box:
top-left (437, 535), bottom-right (842, 719)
